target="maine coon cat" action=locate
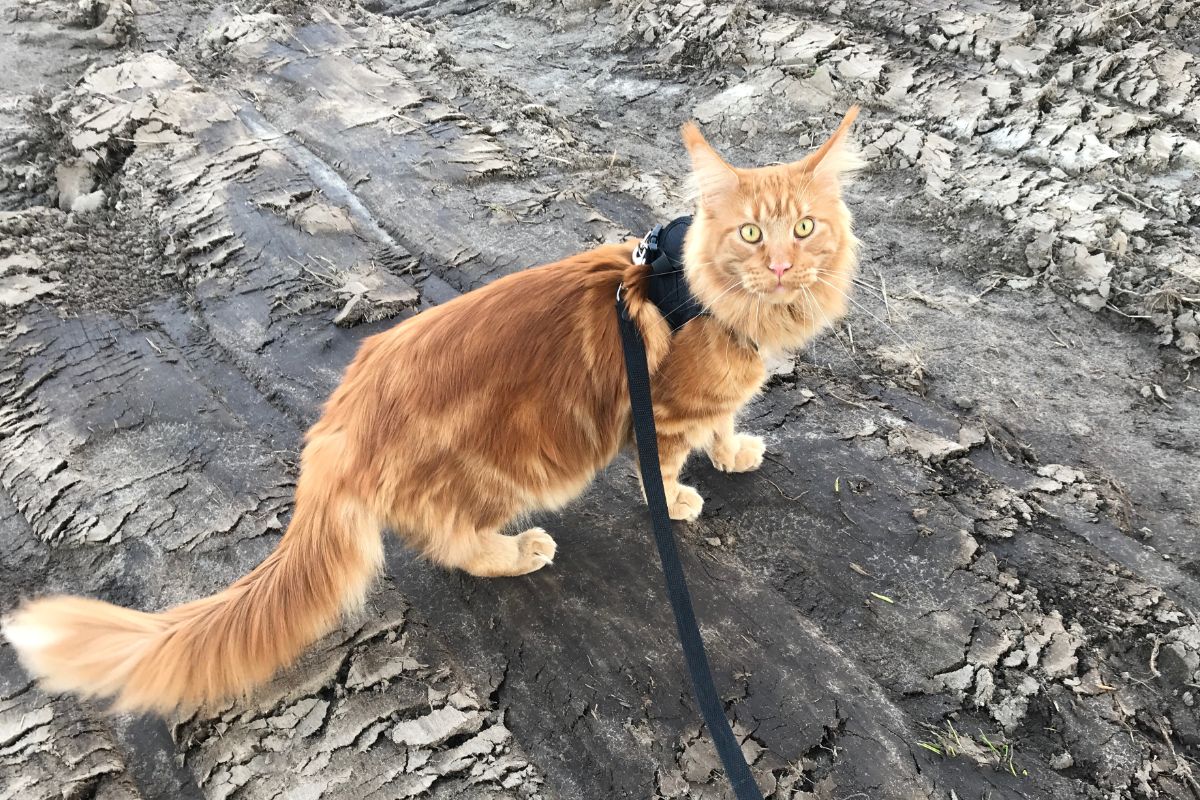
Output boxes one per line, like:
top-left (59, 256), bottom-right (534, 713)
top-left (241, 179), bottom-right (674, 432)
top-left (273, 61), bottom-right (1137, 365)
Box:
top-left (4, 107), bottom-right (861, 713)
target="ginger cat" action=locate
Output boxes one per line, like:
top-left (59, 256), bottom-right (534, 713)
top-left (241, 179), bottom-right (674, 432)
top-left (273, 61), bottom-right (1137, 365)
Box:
top-left (4, 108), bottom-right (861, 714)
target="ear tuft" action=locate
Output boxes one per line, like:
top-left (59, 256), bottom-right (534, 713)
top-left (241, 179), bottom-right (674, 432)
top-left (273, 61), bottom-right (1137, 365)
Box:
top-left (680, 121), bottom-right (706, 152)
top-left (800, 105), bottom-right (865, 178)
top-left (680, 121), bottom-right (739, 208)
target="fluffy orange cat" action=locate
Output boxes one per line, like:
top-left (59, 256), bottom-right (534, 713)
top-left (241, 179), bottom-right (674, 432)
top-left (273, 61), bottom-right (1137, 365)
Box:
top-left (3, 108), bottom-right (861, 713)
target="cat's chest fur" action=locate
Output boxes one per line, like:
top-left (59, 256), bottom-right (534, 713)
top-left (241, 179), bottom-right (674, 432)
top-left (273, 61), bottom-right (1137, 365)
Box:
top-left (650, 316), bottom-right (768, 421)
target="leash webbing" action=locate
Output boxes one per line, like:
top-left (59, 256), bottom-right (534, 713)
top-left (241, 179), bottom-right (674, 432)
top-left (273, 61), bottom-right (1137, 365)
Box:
top-left (616, 291), bottom-right (763, 800)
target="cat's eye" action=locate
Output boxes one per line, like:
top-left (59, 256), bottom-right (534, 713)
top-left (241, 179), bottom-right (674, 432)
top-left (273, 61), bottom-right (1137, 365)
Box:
top-left (794, 218), bottom-right (815, 238)
top-left (738, 223), bottom-right (762, 244)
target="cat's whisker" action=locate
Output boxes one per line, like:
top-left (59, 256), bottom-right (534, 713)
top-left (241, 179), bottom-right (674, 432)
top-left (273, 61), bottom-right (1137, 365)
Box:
top-left (662, 295), bottom-right (707, 331)
top-left (721, 302), bottom-right (737, 384)
top-left (754, 296), bottom-right (762, 343)
top-left (814, 276), bottom-right (921, 361)
top-left (673, 278), bottom-right (742, 334)
top-left (802, 285), bottom-right (866, 374)
top-left (711, 277), bottom-right (744, 304)
top-left (814, 273), bottom-right (1010, 383)
top-left (849, 276), bottom-right (885, 299)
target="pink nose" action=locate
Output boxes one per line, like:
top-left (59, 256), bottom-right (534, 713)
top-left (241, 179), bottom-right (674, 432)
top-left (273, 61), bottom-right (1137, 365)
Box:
top-left (770, 262), bottom-right (792, 279)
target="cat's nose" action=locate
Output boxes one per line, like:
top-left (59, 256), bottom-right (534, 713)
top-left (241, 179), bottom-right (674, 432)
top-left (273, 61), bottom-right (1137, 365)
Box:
top-left (770, 262), bottom-right (792, 279)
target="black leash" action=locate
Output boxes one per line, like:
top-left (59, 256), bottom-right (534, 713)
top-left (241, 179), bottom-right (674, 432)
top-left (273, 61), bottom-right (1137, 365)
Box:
top-left (615, 286), bottom-right (764, 800)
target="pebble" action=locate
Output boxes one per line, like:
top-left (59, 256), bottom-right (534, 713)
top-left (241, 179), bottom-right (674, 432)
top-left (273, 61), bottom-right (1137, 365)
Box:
top-left (1049, 752), bottom-right (1074, 770)
top-left (70, 190), bottom-right (106, 214)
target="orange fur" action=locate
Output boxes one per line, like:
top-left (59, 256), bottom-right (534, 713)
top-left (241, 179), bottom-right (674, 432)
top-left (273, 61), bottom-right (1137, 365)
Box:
top-left (3, 108), bottom-right (862, 714)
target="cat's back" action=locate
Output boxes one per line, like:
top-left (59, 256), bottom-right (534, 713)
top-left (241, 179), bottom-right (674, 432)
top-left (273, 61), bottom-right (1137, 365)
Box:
top-left (374, 242), bottom-right (632, 353)
top-left (332, 241), bottom-right (636, 413)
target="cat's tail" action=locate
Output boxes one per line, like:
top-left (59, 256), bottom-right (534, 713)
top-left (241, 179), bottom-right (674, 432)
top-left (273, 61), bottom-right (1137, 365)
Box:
top-left (2, 438), bottom-right (383, 714)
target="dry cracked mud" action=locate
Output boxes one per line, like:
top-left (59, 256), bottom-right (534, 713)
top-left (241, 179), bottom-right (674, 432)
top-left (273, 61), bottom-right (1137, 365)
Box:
top-left (1, 0), bottom-right (1198, 798)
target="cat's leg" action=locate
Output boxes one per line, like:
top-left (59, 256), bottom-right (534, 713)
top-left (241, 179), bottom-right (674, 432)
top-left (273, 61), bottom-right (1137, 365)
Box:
top-left (706, 414), bottom-right (765, 474)
top-left (435, 527), bottom-right (557, 578)
top-left (656, 432), bottom-right (704, 522)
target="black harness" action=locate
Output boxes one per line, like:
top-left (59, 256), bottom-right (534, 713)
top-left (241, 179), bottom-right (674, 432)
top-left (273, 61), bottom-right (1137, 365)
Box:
top-left (634, 216), bottom-right (708, 332)
top-left (615, 220), bottom-right (765, 800)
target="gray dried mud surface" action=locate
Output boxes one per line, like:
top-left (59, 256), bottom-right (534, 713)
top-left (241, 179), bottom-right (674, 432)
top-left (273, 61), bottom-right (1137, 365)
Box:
top-left (1, 0), bottom-right (1199, 797)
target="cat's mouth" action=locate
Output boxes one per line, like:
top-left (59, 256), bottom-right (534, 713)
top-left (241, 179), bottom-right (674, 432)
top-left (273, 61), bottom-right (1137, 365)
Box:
top-left (745, 282), bottom-right (799, 303)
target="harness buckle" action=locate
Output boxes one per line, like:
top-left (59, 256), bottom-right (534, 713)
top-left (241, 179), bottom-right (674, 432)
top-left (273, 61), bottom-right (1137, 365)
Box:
top-left (632, 224), bottom-right (663, 267)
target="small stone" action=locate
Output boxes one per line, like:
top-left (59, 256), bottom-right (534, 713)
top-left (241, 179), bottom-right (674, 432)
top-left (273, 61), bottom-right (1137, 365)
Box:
top-left (1169, 625), bottom-right (1200, 651)
top-left (71, 190), bottom-right (107, 214)
top-left (1049, 752), bottom-right (1073, 770)
top-left (888, 426), bottom-right (966, 462)
top-left (973, 667), bottom-right (995, 707)
top-left (295, 201), bottom-right (354, 235)
top-left (957, 425), bottom-right (986, 448)
top-left (1158, 642), bottom-right (1199, 687)
top-left (1041, 632), bottom-right (1081, 679)
top-left (1029, 477), bottom-right (1063, 493)
top-left (938, 664), bottom-right (976, 697)
top-left (1002, 649), bottom-right (1028, 668)
top-left (991, 692), bottom-right (1030, 732)
top-left (764, 352), bottom-right (795, 377)
top-left (1037, 464), bottom-right (1084, 484)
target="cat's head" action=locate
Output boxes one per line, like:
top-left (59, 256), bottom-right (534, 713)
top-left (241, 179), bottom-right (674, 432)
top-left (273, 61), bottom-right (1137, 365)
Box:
top-left (681, 108), bottom-right (861, 351)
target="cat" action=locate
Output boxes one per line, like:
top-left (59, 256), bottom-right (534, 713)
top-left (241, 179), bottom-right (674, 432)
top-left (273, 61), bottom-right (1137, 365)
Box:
top-left (3, 107), bottom-right (861, 714)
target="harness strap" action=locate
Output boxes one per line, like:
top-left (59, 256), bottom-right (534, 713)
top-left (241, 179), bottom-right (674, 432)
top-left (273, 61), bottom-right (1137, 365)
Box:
top-left (615, 291), bottom-right (764, 800)
top-left (636, 216), bottom-right (707, 332)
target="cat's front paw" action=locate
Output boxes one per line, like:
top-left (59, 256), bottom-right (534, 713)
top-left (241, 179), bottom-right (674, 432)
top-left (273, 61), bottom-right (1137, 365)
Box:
top-left (710, 433), bottom-right (765, 473)
top-left (668, 484), bottom-right (704, 521)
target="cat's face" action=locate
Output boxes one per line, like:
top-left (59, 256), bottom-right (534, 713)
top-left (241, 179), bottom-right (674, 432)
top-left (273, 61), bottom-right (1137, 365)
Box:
top-left (699, 168), bottom-right (849, 301)
top-left (681, 109), bottom-right (861, 346)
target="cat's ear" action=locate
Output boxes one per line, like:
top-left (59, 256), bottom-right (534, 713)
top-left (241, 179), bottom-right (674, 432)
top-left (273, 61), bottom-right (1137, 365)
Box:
top-left (681, 122), bottom-right (739, 208)
top-left (795, 105), bottom-right (863, 178)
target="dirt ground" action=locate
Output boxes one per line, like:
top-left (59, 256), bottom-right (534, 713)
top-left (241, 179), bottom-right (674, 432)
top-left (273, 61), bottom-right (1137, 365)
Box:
top-left (1, 0), bottom-right (1198, 797)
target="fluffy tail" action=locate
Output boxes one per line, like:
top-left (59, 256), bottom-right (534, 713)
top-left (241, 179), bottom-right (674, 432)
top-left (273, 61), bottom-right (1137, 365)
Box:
top-left (2, 451), bottom-right (383, 714)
